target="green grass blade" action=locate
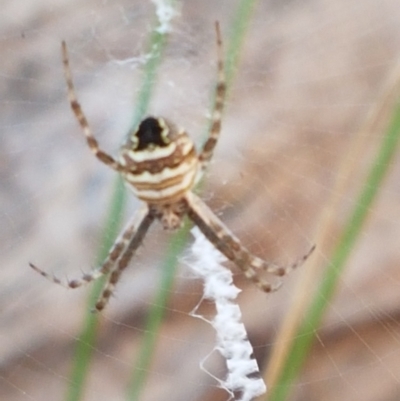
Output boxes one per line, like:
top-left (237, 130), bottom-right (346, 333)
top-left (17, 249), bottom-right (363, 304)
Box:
top-left (66, 177), bottom-right (127, 401)
top-left (131, 26), bottom-right (168, 126)
top-left (65, 8), bottom-right (172, 401)
top-left (126, 222), bottom-right (190, 401)
top-left (267, 95), bottom-right (400, 401)
top-left (225, 0), bottom-right (258, 86)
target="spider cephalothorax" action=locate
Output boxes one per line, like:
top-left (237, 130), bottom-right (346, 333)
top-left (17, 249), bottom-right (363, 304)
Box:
top-left (134, 116), bottom-right (170, 150)
top-left (30, 23), bottom-right (314, 312)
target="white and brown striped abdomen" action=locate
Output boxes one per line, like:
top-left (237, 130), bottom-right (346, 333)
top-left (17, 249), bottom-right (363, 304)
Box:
top-left (119, 118), bottom-right (199, 204)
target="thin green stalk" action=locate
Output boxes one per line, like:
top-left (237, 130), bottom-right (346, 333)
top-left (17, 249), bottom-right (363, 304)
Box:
top-left (66, 177), bottom-right (126, 401)
top-left (65, 9), bottom-right (170, 401)
top-left (126, 222), bottom-right (190, 401)
top-left (267, 95), bottom-right (400, 401)
top-left (131, 27), bottom-right (168, 126)
top-left (225, 0), bottom-right (258, 86)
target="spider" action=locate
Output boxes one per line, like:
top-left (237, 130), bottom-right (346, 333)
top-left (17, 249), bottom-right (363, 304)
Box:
top-left (30, 22), bottom-right (315, 312)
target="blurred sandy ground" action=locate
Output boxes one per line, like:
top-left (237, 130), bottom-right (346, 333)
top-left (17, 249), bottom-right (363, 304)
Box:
top-left (1, 1), bottom-right (400, 400)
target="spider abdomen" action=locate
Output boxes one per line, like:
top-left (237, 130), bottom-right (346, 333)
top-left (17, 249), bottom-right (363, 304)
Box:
top-left (119, 117), bottom-right (199, 204)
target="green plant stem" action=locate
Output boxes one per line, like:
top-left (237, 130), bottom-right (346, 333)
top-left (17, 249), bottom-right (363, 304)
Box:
top-left (131, 28), bottom-right (168, 126)
top-left (65, 9), bottom-right (170, 401)
top-left (267, 96), bottom-right (400, 401)
top-left (66, 177), bottom-right (127, 401)
top-left (225, 0), bottom-right (258, 86)
top-left (126, 223), bottom-right (190, 401)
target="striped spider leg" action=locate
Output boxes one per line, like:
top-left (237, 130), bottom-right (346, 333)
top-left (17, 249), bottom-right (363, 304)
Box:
top-left (186, 192), bottom-right (316, 292)
top-left (30, 22), bottom-right (314, 312)
top-left (60, 40), bottom-right (124, 173)
top-left (30, 207), bottom-right (154, 311)
top-left (94, 208), bottom-right (154, 311)
top-left (198, 21), bottom-right (226, 174)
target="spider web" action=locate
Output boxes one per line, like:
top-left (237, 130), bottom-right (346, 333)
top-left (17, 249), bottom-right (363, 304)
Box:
top-left (1, 1), bottom-right (400, 401)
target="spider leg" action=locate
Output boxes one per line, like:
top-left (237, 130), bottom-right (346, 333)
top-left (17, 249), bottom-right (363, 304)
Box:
top-left (198, 22), bottom-right (226, 173)
top-left (30, 206), bottom-right (151, 290)
top-left (95, 208), bottom-right (155, 311)
top-left (61, 41), bottom-right (124, 172)
top-left (186, 192), bottom-right (315, 292)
